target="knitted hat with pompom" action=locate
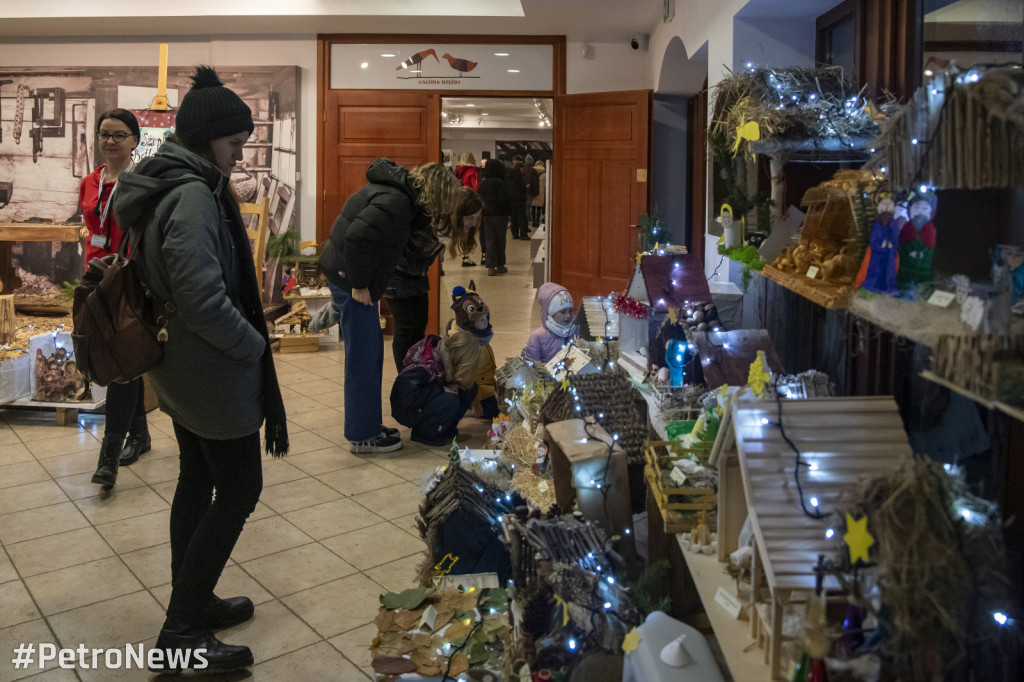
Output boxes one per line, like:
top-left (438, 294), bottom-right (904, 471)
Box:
top-left (175, 65), bottom-right (254, 147)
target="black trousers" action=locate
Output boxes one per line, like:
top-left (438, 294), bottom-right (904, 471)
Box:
top-left (166, 424), bottom-right (262, 625)
top-left (510, 202), bottom-right (528, 238)
top-left (104, 377), bottom-right (146, 440)
top-left (531, 205), bottom-right (543, 227)
top-left (386, 292), bottom-right (429, 373)
top-left (482, 215), bottom-right (507, 269)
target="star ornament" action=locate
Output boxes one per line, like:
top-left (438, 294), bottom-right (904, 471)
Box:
top-left (560, 378), bottom-right (571, 391)
top-left (843, 513), bottom-right (875, 564)
top-left (622, 626), bottom-right (642, 655)
top-left (747, 350), bottom-right (771, 398)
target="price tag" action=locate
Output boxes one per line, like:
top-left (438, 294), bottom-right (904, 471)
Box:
top-left (714, 586), bottom-right (743, 619)
top-left (805, 265), bottom-right (820, 279)
top-left (927, 290), bottom-right (956, 307)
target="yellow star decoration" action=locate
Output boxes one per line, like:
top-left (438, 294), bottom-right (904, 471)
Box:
top-left (622, 627), bottom-right (642, 655)
top-left (747, 350), bottom-right (771, 398)
top-left (667, 308), bottom-right (679, 325)
top-left (560, 378), bottom-right (570, 391)
top-left (635, 251), bottom-right (643, 266)
top-left (843, 513), bottom-right (875, 564)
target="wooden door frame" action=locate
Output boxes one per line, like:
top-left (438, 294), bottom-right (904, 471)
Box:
top-left (317, 34), bottom-right (567, 243)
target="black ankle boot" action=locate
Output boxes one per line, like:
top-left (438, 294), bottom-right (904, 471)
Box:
top-left (118, 416), bottom-right (151, 466)
top-left (204, 595), bottom-right (254, 630)
top-left (151, 621), bottom-right (253, 674)
top-left (90, 435), bottom-right (122, 487)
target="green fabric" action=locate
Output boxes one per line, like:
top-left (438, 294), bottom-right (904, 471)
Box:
top-left (897, 235), bottom-right (933, 290)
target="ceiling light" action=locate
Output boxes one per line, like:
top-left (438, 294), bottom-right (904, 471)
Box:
top-left (465, 103), bottom-right (475, 107)
top-left (507, 69), bottom-right (520, 73)
top-left (480, 112), bottom-right (489, 116)
top-left (494, 52), bottom-right (510, 57)
top-left (381, 53), bottom-right (396, 58)
top-left (360, 62), bottom-right (369, 69)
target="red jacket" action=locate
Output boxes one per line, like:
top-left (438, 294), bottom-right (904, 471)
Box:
top-left (455, 164), bottom-right (480, 191)
top-left (80, 164), bottom-right (126, 263)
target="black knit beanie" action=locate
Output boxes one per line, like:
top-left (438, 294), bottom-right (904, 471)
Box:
top-left (175, 65), bottom-right (254, 147)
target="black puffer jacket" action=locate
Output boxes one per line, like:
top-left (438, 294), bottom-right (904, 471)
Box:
top-left (319, 158), bottom-right (430, 301)
top-left (479, 161), bottom-right (510, 217)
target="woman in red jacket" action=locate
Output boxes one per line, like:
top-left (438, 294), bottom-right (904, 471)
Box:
top-left (80, 108), bottom-right (151, 487)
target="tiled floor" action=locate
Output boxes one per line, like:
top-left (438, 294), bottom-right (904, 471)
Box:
top-left (0, 236), bottom-right (542, 680)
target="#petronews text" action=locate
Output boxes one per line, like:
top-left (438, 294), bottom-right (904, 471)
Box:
top-left (10, 642), bottom-right (208, 670)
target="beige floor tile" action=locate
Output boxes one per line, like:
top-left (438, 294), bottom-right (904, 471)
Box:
top-left (0, 553), bottom-right (17, 584)
top-left (252, 640), bottom-right (367, 680)
top-left (248, 501), bottom-right (276, 522)
top-left (241, 543), bottom-right (355, 597)
top-left (36, 450), bottom-right (98, 479)
top-left (7, 423), bottom-right (87, 445)
top-left (327, 622), bottom-right (377, 676)
top-left (279, 394), bottom-right (328, 416)
top-left (0, 427), bottom-right (20, 447)
top-left (46, 591), bottom-right (163, 652)
top-left (6, 527), bottom-right (114, 578)
top-left (0, 581), bottom-right (40, 629)
top-left (0, 442), bottom-right (33, 467)
top-left (0, 481), bottom-right (69, 516)
top-left (95, 509), bottom-right (170, 554)
top-left (316, 463), bottom-right (405, 497)
top-left (320, 522), bottom-right (423, 571)
top-left (230, 516), bottom-right (313, 563)
top-left (363, 553), bottom-right (425, 594)
top-left (390, 513), bottom-right (422, 538)
top-left (53, 468), bottom-right (146, 501)
top-left (259, 459), bottom-right (306, 488)
top-left (120, 542), bottom-right (172, 588)
top-left (259, 478), bottom-right (342, 514)
top-left (350, 482), bottom-right (423, 520)
top-left (372, 450), bottom-right (447, 482)
top-left (25, 557), bottom-right (141, 616)
top-left (288, 407), bottom-right (344, 434)
top-left (0, 618), bottom-right (64, 682)
top-left (143, 433), bottom-right (181, 460)
top-left (217, 599), bottom-right (319, 665)
top-left (281, 446), bottom-right (364, 477)
top-left (286, 378), bottom-right (342, 397)
top-left (149, 480), bottom-right (177, 505)
top-left (282, 498), bottom-right (384, 540)
top-left (72, 486), bottom-right (168, 525)
top-left (309, 423), bottom-right (347, 446)
top-left (149, 562), bottom-right (274, 611)
top-left (280, 573), bottom-right (384, 638)
top-left (0, 502), bottom-right (89, 545)
top-left (309, 389), bottom-right (346, 408)
top-left (284, 429), bottom-right (335, 456)
top-left (25, 432), bottom-right (99, 459)
top-left (75, 637), bottom-right (158, 681)
top-left (126, 455), bottom-right (181, 485)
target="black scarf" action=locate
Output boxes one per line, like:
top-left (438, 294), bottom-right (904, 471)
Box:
top-left (222, 191), bottom-right (289, 457)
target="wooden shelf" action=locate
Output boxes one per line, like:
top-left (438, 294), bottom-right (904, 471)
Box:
top-left (919, 369), bottom-right (1024, 423)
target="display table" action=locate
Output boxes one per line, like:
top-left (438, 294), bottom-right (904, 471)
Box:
top-left (0, 223), bottom-right (81, 293)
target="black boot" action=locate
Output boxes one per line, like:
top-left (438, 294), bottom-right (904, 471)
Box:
top-left (90, 435), bottom-right (122, 487)
top-left (151, 620), bottom-right (253, 674)
top-left (203, 595), bottom-right (254, 630)
top-left (118, 416), bottom-right (152, 466)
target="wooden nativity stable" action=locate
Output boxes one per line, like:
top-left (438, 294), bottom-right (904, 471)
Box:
top-left (709, 395), bottom-right (913, 680)
top-left (617, 252), bottom-right (715, 380)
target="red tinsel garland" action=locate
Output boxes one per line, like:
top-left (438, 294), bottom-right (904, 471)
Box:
top-left (612, 291), bottom-right (648, 319)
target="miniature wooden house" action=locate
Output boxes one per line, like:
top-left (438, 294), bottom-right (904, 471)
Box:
top-left (618, 253), bottom-right (714, 379)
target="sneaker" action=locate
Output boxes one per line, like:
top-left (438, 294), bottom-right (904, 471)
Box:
top-left (350, 432), bottom-right (403, 454)
top-left (381, 425), bottom-right (400, 438)
top-left (461, 258), bottom-right (476, 267)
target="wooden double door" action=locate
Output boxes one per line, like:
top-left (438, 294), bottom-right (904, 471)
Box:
top-left (319, 89), bottom-right (650, 332)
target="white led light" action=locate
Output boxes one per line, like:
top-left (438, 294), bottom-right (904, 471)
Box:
top-left (810, 497), bottom-right (819, 508)
top-left (604, 602), bottom-right (612, 609)
top-left (360, 62), bottom-right (369, 69)
top-left (760, 418), bottom-right (770, 426)
top-left (607, 577), bottom-right (615, 584)
top-left (568, 639), bottom-right (577, 650)
top-left (994, 612), bottom-right (1008, 626)
top-left (911, 138), bottom-right (919, 145)
top-left (826, 528), bottom-right (835, 539)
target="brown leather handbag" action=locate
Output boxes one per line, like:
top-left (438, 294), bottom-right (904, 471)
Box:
top-left (72, 225), bottom-right (174, 386)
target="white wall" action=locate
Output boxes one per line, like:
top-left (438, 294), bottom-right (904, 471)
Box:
top-left (566, 41), bottom-right (654, 94)
top-left (0, 36), bottom-right (320, 240)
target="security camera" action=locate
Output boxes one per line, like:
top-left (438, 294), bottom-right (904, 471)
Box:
top-left (630, 33), bottom-right (648, 51)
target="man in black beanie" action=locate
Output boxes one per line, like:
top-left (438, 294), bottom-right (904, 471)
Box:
top-left (114, 65), bottom-right (286, 675)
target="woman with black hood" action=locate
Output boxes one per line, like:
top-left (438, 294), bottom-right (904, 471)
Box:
top-left (114, 66), bottom-right (288, 674)
top-left (479, 158), bottom-right (512, 276)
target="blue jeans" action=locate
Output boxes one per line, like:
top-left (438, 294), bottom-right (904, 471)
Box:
top-left (328, 281), bottom-right (383, 442)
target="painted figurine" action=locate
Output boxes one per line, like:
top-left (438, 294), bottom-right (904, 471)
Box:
top-left (855, 198), bottom-right (900, 296)
top-left (447, 282), bottom-right (498, 419)
top-left (897, 197), bottom-right (937, 295)
top-left (522, 282), bottom-right (579, 364)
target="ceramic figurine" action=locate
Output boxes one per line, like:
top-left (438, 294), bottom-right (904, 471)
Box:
top-left (897, 197), bottom-right (937, 295)
top-left (855, 198), bottom-right (900, 295)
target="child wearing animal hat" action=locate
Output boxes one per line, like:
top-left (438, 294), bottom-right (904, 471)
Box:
top-left (447, 282), bottom-right (499, 419)
top-left (523, 282), bottom-right (579, 364)
top-left (389, 331), bottom-right (480, 446)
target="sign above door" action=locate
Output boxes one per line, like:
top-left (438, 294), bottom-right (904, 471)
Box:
top-left (329, 43), bottom-right (553, 91)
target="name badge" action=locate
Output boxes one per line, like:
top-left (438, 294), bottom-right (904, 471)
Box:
top-left (90, 234), bottom-right (110, 250)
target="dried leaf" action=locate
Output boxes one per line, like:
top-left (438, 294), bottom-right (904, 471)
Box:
top-left (375, 608), bottom-right (396, 632)
top-left (448, 653), bottom-right (470, 676)
top-left (371, 656), bottom-right (417, 675)
top-left (431, 608), bottom-right (456, 632)
top-left (393, 608), bottom-right (423, 631)
top-left (443, 619), bottom-right (473, 642)
top-left (380, 587), bottom-right (431, 611)
top-left (410, 648), bottom-right (442, 676)
top-left (375, 632), bottom-right (416, 657)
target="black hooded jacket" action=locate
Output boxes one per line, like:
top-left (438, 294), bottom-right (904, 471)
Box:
top-left (478, 161), bottom-right (511, 217)
top-left (319, 158), bottom-right (430, 301)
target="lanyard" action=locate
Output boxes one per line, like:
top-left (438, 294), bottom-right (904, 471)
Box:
top-left (97, 177), bottom-right (118, 236)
